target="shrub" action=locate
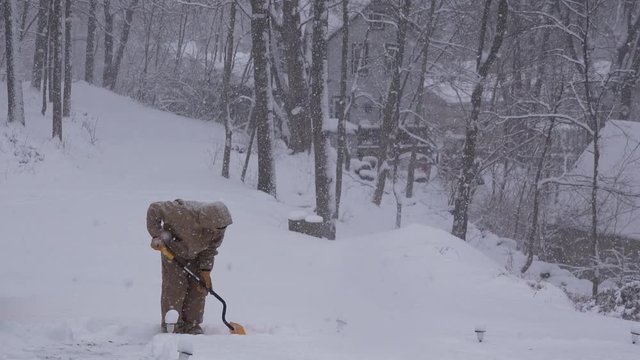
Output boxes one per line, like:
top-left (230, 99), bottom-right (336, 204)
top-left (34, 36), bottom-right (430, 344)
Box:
top-left (595, 281), bottom-right (640, 321)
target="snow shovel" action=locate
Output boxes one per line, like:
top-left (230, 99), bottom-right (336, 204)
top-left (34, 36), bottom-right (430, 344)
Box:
top-left (159, 246), bottom-right (247, 335)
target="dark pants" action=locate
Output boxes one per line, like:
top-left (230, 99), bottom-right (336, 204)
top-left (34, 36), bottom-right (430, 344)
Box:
top-left (160, 255), bottom-right (207, 332)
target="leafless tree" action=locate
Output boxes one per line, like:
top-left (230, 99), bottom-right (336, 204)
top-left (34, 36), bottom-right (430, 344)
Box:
top-left (221, 1), bottom-right (237, 179)
top-left (108, 0), bottom-right (139, 90)
top-left (451, 0), bottom-right (508, 240)
top-left (32, 0), bottom-right (49, 90)
top-left (63, 0), bottom-right (72, 117)
top-left (310, 0), bottom-right (335, 239)
top-left (102, 0), bottom-right (114, 87)
top-left (334, 0), bottom-right (349, 219)
top-left (251, 0), bottom-right (277, 197)
top-left (372, 0), bottom-right (412, 206)
top-left (3, 0), bottom-right (25, 125)
top-left (52, 0), bottom-right (63, 140)
top-left (281, 0), bottom-right (312, 153)
top-left (85, 0), bottom-right (98, 84)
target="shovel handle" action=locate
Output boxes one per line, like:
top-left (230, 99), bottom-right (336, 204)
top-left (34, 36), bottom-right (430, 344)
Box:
top-left (159, 246), bottom-right (175, 260)
top-left (156, 245), bottom-right (239, 333)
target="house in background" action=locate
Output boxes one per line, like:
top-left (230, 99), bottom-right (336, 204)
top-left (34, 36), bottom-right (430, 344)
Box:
top-left (548, 120), bottom-right (640, 280)
top-left (324, 0), bottom-right (461, 162)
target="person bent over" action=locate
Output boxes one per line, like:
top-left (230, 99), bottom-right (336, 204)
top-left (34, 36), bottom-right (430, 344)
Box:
top-left (146, 199), bottom-right (232, 335)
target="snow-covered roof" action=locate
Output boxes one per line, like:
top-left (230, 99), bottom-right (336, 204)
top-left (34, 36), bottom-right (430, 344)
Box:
top-left (424, 61), bottom-right (496, 104)
top-left (556, 120), bottom-right (640, 240)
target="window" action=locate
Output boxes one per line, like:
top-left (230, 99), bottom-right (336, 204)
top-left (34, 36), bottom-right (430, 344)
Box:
top-left (384, 44), bottom-right (399, 73)
top-left (363, 102), bottom-right (374, 114)
top-left (351, 42), bottom-right (369, 75)
top-left (370, 12), bottom-right (385, 30)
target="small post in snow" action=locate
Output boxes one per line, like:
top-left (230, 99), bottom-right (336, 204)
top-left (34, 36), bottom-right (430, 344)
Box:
top-left (631, 326), bottom-right (640, 344)
top-left (475, 325), bottom-right (486, 343)
top-left (177, 338), bottom-right (193, 360)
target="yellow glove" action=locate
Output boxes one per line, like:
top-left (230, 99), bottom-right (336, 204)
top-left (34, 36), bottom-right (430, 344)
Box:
top-left (200, 270), bottom-right (212, 291)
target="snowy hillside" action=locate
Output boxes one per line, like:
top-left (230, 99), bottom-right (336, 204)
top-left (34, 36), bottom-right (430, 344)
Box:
top-left (1, 83), bottom-right (639, 359)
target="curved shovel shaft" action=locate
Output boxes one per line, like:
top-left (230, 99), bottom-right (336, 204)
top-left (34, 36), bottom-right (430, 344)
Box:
top-left (159, 246), bottom-right (246, 335)
top-left (208, 288), bottom-right (246, 335)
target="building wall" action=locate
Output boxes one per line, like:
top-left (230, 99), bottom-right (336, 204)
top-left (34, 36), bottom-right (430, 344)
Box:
top-left (326, 10), bottom-right (424, 127)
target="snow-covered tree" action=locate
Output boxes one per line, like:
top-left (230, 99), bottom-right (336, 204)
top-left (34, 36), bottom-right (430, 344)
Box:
top-left (281, 0), bottom-right (312, 153)
top-left (63, 0), bottom-right (72, 117)
top-left (334, 0), bottom-right (349, 219)
top-left (51, 0), bottom-right (63, 140)
top-left (3, 0), bottom-right (25, 125)
top-left (251, 0), bottom-right (277, 197)
top-left (371, 0), bottom-right (412, 207)
top-left (451, 0), bottom-right (508, 241)
top-left (221, 1), bottom-right (237, 179)
top-left (107, 0), bottom-right (139, 90)
top-left (102, 0), bottom-right (114, 88)
top-left (85, 0), bottom-right (98, 84)
top-left (309, 0), bottom-right (335, 239)
top-left (32, 0), bottom-right (49, 90)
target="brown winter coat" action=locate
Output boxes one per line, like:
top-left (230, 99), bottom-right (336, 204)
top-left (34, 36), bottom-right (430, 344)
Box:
top-left (147, 199), bottom-right (233, 271)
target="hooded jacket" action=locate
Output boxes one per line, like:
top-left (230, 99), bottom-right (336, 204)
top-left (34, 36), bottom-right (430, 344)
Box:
top-left (147, 199), bottom-right (233, 270)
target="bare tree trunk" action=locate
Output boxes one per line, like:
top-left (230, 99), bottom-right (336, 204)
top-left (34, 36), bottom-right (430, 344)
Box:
top-left (221, 2), bottom-right (237, 179)
top-left (251, 0), bottom-right (277, 197)
top-left (372, 0), bottom-right (412, 206)
top-left (102, 0), bottom-right (114, 87)
top-left (85, 0), bottom-right (97, 83)
top-left (109, 0), bottom-right (139, 90)
top-left (614, 1), bottom-right (640, 119)
top-left (334, 0), bottom-right (349, 219)
top-left (174, 4), bottom-right (189, 74)
top-left (210, 10), bottom-right (224, 69)
top-left (4, 0), bottom-right (25, 125)
top-left (19, 0), bottom-right (29, 38)
top-left (241, 110), bottom-right (256, 183)
top-left (282, 0), bottom-right (312, 153)
top-left (52, 0), bottom-right (63, 140)
top-left (407, 1), bottom-right (438, 198)
top-left (266, 15), bottom-right (288, 144)
top-left (405, 143), bottom-right (418, 197)
top-left (48, 2), bottom-right (55, 103)
top-left (392, 143), bottom-right (402, 228)
top-left (310, 0), bottom-right (335, 239)
top-left (579, 0), bottom-right (601, 297)
top-left (152, 0), bottom-right (166, 71)
top-left (521, 120), bottom-right (556, 273)
top-left (63, 0), bottom-right (72, 117)
top-left (591, 124), bottom-right (601, 296)
top-left (141, 2), bottom-right (154, 77)
top-left (32, 0), bottom-right (49, 89)
top-left (451, 0), bottom-right (508, 240)
top-left (42, 11), bottom-right (50, 116)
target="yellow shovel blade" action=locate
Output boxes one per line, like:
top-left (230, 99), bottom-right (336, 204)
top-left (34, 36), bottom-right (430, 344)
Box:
top-left (229, 322), bottom-right (246, 335)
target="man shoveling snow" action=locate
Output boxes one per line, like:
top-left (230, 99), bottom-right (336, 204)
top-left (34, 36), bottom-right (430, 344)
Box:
top-left (146, 199), bottom-right (232, 335)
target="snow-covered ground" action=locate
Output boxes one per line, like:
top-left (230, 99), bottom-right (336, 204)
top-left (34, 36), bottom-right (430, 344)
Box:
top-left (1, 83), bottom-right (639, 359)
